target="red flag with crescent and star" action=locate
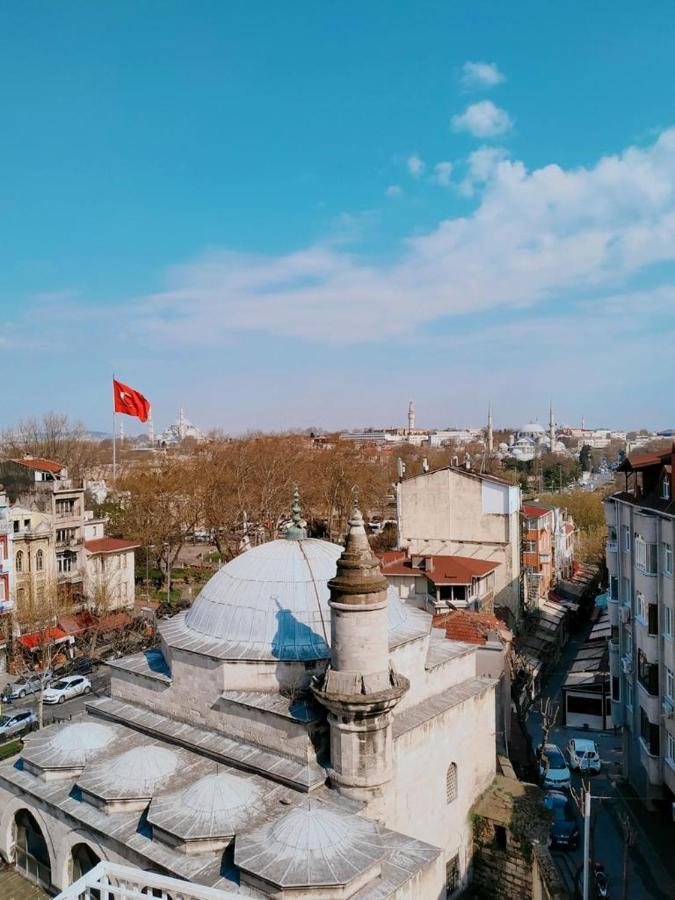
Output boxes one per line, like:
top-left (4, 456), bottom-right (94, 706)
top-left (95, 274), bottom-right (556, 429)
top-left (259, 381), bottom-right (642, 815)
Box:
top-left (113, 378), bottom-right (151, 423)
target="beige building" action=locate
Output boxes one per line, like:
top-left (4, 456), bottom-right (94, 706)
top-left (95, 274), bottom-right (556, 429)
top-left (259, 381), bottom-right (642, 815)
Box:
top-left (83, 537), bottom-right (139, 613)
top-left (0, 503), bottom-right (497, 898)
top-left (397, 466), bottom-right (522, 623)
top-left (9, 506), bottom-right (57, 619)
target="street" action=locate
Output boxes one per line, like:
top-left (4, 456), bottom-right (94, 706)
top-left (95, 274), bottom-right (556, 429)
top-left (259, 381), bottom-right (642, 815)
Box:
top-left (527, 630), bottom-right (675, 899)
top-left (1, 668), bottom-right (111, 728)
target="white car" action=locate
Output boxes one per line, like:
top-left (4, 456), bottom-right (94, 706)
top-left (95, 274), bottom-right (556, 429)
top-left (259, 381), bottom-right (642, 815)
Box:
top-left (42, 675), bottom-right (92, 705)
top-left (566, 737), bottom-right (601, 773)
top-left (538, 742), bottom-right (571, 790)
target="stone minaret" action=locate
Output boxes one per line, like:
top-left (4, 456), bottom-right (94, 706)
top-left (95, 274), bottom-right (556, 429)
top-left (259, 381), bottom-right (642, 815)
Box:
top-left (148, 410), bottom-right (155, 445)
top-left (549, 402), bottom-right (555, 451)
top-left (487, 403), bottom-right (494, 454)
top-left (407, 400), bottom-right (415, 434)
top-left (313, 504), bottom-right (408, 809)
top-left (178, 407), bottom-right (186, 440)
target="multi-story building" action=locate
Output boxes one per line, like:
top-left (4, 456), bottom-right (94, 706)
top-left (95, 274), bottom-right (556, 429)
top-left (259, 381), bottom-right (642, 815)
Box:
top-left (521, 504), bottom-right (554, 604)
top-left (397, 465), bottom-right (522, 623)
top-left (0, 457), bottom-right (87, 602)
top-left (604, 447), bottom-right (675, 806)
top-left (9, 507), bottom-right (56, 617)
top-left (0, 488), bottom-right (14, 672)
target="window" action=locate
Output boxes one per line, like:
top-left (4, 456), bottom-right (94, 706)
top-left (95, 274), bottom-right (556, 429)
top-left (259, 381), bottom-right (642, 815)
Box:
top-left (445, 854), bottom-right (459, 896)
top-left (648, 604), bottom-right (658, 636)
top-left (665, 543), bottom-right (673, 577)
top-left (639, 707), bottom-right (660, 756)
top-left (636, 592), bottom-right (646, 623)
top-left (446, 763), bottom-right (458, 803)
top-left (667, 733), bottom-right (675, 767)
top-left (608, 525), bottom-right (618, 546)
top-left (57, 553), bottom-right (74, 574)
top-left (0, 581), bottom-right (4, 602)
top-left (610, 576), bottom-right (619, 601)
top-left (15, 550), bottom-right (23, 573)
top-left (666, 667), bottom-right (674, 702)
top-left (621, 576), bottom-right (631, 605)
top-left (665, 606), bottom-right (673, 639)
top-left (623, 625), bottom-right (632, 656)
top-left (662, 477), bottom-right (671, 501)
top-left (622, 525), bottom-right (630, 551)
top-left (626, 680), bottom-right (634, 710)
top-left (567, 695), bottom-right (603, 716)
top-left (612, 675), bottom-right (621, 702)
top-left (524, 541), bottom-right (536, 553)
top-left (610, 624), bottom-right (619, 645)
top-left (635, 538), bottom-right (657, 574)
top-left (637, 649), bottom-right (658, 696)
top-left (35, 549), bottom-right (44, 572)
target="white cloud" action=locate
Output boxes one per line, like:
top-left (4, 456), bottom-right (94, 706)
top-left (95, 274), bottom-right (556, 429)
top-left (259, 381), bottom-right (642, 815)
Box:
top-left (386, 184), bottom-right (402, 197)
top-left (461, 61), bottom-right (505, 90)
top-left (433, 161), bottom-right (453, 186)
top-left (451, 100), bottom-right (513, 138)
top-left (407, 154), bottom-right (425, 177)
top-left (124, 128), bottom-right (675, 348)
top-left (458, 146), bottom-right (509, 195)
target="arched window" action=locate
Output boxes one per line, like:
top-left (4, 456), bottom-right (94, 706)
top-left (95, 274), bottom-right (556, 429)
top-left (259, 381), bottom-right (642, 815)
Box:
top-left (14, 808), bottom-right (52, 888)
top-left (36, 549), bottom-right (44, 572)
top-left (15, 550), bottom-right (23, 573)
top-left (70, 842), bottom-right (100, 883)
top-left (446, 762), bottom-right (458, 803)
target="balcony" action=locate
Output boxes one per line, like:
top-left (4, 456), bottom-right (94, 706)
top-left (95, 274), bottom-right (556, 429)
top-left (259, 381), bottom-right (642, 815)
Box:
top-left (638, 738), bottom-right (663, 786)
top-left (56, 861), bottom-right (240, 899)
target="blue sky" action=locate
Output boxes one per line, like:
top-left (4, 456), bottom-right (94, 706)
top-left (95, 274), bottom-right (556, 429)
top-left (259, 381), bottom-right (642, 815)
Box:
top-left (2, 1), bottom-right (675, 434)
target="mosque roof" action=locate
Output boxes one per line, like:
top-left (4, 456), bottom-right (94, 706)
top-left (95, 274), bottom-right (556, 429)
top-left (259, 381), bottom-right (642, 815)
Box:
top-left (520, 422), bottom-right (546, 434)
top-left (22, 721), bottom-right (123, 771)
top-left (235, 798), bottom-right (384, 889)
top-left (175, 537), bottom-right (410, 661)
top-left (77, 743), bottom-right (181, 801)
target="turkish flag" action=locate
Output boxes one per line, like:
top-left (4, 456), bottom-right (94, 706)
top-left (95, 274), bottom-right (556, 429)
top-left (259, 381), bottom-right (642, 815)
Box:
top-left (113, 379), bottom-right (151, 423)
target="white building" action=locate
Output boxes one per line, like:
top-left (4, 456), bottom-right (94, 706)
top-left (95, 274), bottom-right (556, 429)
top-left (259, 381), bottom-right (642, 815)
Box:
top-left (397, 465), bottom-right (522, 623)
top-left (159, 408), bottom-right (205, 446)
top-left (0, 502), bottom-right (496, 898)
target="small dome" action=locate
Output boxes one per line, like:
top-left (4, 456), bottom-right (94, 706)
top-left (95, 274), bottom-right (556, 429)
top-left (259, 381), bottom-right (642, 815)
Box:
top-left (50, 722), bottom-right (114, 756)
top-left (235, 799), bottom-right (384, 889)
top-left (79, 744), bottom-right (180, 801)
top-left (520, 422), bottom-right (546, 435)
top-left (180, 538), bottom-right (409, 660)
top-left (148, 770), bottom-right (267, 842)
top-left (269, 804), bottom-right (350, 852)
top-left (183, 771), bottom-right (262, 814)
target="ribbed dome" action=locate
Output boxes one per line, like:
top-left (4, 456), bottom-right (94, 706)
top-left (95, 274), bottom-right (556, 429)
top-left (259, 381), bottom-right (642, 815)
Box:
top-left (50, 723), bottom-right (114, 756)
top-left (181, 538), bottom-right (408, 660)
top-left (269, 804), bottom-right (350, 851)
top-left (183, 771), bottom-right (261, 813)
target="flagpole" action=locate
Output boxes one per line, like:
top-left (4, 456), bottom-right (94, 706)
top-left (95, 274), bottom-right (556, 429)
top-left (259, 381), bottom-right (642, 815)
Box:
top-left (112, 373), bottom-right (117, 485)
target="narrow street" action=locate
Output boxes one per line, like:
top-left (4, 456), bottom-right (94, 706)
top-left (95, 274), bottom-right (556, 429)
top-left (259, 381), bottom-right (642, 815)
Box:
top-left (527, 628), bottom-right (675, 899)
top-left (1, 669), bottom-right (111, 728)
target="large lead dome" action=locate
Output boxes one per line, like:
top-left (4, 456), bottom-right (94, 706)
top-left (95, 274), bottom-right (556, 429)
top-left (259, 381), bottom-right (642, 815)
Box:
top-left (181, 538), bottom-right (408, 661)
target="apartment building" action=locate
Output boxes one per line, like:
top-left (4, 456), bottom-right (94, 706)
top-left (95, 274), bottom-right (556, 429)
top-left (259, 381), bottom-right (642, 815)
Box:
top-left (0, 457), bottom-right (87, 602)
top-left (397, 465), bottom-right (522, 623)
top-left (9, 507), bottom-right (56, 614)
top-left (0, 488), bottom-right (13, 672)
top-left (521, 503), bottom-right (554, 604)
top-left (604, 447), bottom-right (675, 806)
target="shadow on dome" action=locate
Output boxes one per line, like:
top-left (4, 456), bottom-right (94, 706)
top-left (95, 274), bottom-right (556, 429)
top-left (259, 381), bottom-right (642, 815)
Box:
top-left (270, 600), bottom-right (330, 662)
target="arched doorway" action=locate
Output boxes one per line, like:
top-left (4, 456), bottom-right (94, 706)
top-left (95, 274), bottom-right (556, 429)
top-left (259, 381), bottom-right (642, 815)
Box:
top-left (14, 809), bottom-right (51, 888)
top-left (70, 842), bottom-right (100, 882)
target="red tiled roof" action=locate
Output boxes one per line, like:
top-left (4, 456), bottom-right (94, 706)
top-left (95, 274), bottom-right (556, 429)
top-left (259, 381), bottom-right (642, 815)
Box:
top-left (522, 504), bottom-right (550, 519)
top-left (618, 449), bottom-right (672, 472)
top-left (433, 610), bottom-right (511, 646)
top-left (379, 552), bottom-right (499, 585)
top-left (85, 538), bottom-right (140, 554)
top-left (58, 611), bottom-right (97, 635)
top-left (96, 611), bottom-right (132, 632)
top-left (11, 457), bottom-right (64, 474)
top-left (18, 626), bottom-right (69, 650)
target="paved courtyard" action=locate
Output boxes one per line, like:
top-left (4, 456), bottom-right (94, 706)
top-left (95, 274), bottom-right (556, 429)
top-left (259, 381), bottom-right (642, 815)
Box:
top-left (0, 866), bottom-right (49, 900)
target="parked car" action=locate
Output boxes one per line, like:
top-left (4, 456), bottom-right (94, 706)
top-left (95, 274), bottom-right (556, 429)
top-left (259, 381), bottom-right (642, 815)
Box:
top-left (538, 743), bottom-right (571, 790)
top-left (2, 670), bottom-right (52, 701)
top-left (56, 656), bottom-right (95, 678)
top-left (42, 675), bottom-right (92, 705)
top-left (0, 709), bottom-right (37, 740)
top-left (544, 790), bottom-right (580, 850)
top-left (567, 737), bottom-right (601, 773)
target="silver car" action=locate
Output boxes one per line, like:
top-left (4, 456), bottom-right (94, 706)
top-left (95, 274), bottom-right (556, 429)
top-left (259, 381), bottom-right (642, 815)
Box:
top-left (0, 709), bottom-right (37, 739)
top-left (3, 670), bottom-right (52, 701)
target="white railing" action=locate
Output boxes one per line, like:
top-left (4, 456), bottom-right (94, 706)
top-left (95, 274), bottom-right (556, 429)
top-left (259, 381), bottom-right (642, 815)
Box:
top-left (56, 862), bottom-right (241, 900)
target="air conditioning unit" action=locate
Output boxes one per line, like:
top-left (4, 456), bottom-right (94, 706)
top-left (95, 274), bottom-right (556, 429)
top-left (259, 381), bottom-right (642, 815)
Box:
top-left (621, 655), bottom-right (633, 675)
top-left (620, 607), bottom-right (631, 624)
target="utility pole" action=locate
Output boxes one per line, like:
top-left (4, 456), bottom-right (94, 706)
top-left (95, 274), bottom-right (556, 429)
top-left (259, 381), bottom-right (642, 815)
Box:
top-left (621, 813), bottom-right (634, 900)
top-left (582, 784), bottom-right (591, 900)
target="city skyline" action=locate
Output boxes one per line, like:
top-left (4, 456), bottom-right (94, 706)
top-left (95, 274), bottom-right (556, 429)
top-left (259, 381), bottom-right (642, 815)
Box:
top-left (3, 1), bottom-right (675, 431)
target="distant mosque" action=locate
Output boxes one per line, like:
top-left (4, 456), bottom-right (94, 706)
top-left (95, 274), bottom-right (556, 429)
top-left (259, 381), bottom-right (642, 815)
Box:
top-left (487, 405), bottom-right (566, 462)
top-left (157, 408), bottom-right (205, 447)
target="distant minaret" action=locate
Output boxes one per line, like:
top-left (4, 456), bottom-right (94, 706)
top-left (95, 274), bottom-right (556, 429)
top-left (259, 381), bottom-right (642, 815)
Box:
top-left (549, 402), bottom-right (556, 450)
top-left (179, 407), bottom-right (186, 440)
top-left (119, 420), bottom-right (125, 443)
top-left (407, 400), bottom-right (416, 434)
top-left (487, 403), bottom-right (494, 454)
top-left (148, 410), bottom-right (155, 445)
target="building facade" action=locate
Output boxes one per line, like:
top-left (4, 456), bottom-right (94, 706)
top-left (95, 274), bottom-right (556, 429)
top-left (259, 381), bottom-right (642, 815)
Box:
top-left (0, 489), bottom-right (14, 672)
top-left (397, 465), bottom-right (522, 623)
top-left (605, 448), bottom-right (675, 806)
top-left (0, 503), bottom-right (496, 898)
top-left (521, 504), bottom-right (554, 604)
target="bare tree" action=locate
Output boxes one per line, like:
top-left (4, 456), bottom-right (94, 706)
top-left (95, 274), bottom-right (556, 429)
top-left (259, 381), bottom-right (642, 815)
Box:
top-left (0, 412), bottom-right (102, 479)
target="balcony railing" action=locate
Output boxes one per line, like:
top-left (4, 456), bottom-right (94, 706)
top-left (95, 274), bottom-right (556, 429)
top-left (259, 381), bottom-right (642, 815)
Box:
top-left (56, 862), bottom-right (240, 900)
